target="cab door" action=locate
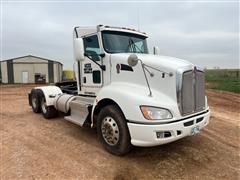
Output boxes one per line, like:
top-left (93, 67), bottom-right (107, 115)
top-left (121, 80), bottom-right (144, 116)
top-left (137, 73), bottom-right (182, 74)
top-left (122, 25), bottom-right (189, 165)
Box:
top-left (80, 34), bottom-right (103, 95)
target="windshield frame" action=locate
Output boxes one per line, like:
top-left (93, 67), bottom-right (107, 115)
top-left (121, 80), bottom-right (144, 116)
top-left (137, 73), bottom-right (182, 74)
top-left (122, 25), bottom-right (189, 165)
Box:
top-left (101, 30), bottom-right (149, 54)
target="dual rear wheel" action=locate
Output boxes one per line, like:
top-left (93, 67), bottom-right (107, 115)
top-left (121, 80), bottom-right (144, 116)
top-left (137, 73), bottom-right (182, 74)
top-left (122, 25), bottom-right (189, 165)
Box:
top-left (30, 89), bottom-right (58, 119)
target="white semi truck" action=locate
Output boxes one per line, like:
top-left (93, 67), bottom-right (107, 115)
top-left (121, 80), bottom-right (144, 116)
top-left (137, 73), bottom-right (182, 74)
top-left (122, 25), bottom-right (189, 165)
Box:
top-left (28, 25), bottom-right (210, 155)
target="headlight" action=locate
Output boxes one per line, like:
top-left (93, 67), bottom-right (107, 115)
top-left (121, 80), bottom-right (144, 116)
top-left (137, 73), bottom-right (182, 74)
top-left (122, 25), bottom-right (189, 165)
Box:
top-left (140, 106), bottom-right (173, 120)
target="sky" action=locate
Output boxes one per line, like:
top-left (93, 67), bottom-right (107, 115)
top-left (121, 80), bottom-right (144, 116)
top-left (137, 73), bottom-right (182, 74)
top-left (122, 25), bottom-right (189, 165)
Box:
top-left (1, 1), bottom-right (239, 69)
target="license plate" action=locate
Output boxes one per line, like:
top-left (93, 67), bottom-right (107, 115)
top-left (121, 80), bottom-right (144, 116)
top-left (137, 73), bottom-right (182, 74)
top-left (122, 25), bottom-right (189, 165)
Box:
top-left (191, 126), bottom-right (200, 135)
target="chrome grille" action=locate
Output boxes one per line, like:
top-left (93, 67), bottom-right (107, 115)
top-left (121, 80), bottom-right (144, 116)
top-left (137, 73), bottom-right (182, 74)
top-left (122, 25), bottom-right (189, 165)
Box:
top-left (177, 66), bottom-right (206, 116)
top-left (195, 70), bottom-right (205, 111)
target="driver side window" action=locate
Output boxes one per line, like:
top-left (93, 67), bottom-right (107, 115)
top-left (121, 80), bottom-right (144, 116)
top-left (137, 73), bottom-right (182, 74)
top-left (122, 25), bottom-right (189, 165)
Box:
top-left (83, 35), bottom-right (100, 61)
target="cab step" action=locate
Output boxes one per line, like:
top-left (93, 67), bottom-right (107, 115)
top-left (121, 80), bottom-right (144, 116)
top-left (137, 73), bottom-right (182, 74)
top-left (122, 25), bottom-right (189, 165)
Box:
top-left (64, 96), bottom-right (94, 127)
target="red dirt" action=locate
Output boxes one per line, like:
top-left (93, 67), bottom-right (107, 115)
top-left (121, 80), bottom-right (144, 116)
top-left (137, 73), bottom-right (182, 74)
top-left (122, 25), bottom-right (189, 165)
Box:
top-left (0, 85), bottom-right (239, 179)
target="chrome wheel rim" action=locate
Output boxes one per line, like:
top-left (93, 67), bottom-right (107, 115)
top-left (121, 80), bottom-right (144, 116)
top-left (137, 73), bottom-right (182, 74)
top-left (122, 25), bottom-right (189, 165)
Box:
top-left (41, 98), bottom-right (47, 114)
top-left (101, 116), bottom-right (119, 146)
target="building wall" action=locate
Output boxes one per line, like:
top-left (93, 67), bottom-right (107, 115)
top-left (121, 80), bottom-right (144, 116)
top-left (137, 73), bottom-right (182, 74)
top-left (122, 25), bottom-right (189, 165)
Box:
top-left (59, 64), bottom-right (63, 82)
top-left (1, 61), bottom-right (8, 83)
top-left (33, 63), bottom-right (49, 83)
top-left (13, 64), bottom-right (34, 83)
top-left (7, 60), bottom-right (14, 83)
top-left (13, 56), bottom-right (49, 83)
top-left (1, 56), bottom-right (62, 84)
top-left (13, 63), bottom-right (48, 83)
top-left (54, 63), bottom-right (63, 83)
top-left (53, 63), bottom-right (58, 83)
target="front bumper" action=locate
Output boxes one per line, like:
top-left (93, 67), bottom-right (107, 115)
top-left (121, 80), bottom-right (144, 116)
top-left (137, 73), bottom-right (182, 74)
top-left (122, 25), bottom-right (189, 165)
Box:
top-left (127, 110), bottom-right (210, 147)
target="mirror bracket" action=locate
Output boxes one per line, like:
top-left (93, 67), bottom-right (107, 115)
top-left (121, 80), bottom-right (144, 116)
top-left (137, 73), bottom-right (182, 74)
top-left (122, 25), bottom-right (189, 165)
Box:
top-left (153, 46), bottom-right (160, 55)
top-left (99, 53), bottom-right (105, 58)
top-left (84, 53), bottom-right (106, 71)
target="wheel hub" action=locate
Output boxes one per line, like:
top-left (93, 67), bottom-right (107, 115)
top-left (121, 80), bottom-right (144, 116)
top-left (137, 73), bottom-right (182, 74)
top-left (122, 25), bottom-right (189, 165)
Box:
top-left (41, 98), bottom-right (47, 114)
top-left (101, 117), bottom-right (119, 146)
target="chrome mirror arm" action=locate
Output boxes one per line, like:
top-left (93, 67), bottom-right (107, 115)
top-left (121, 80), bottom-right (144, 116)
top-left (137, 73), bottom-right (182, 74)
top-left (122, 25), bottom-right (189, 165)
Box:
top-left (138, 59), bottom-right (153, 97)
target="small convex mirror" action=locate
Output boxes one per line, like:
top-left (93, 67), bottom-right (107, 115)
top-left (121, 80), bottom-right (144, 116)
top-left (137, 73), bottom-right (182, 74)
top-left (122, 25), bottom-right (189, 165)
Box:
top-left (127, 54), bottom-right (139, 67)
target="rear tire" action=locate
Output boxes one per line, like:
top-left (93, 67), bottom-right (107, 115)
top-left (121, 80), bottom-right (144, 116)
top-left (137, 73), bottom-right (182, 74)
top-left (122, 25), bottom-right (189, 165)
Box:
top-left (97, 105), bottom-right (133, 155)
top-left (39, 91), bottom-right (58, 119)
top-left (30, 89), bottom-right (41, 113)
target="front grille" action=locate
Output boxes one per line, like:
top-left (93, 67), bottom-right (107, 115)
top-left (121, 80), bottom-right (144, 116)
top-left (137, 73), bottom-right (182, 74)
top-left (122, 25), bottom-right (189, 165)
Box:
top-left (177, 66), bottom-right (206, 116)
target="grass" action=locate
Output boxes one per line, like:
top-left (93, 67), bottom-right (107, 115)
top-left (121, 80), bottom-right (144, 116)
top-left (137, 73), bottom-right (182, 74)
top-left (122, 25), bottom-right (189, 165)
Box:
top-left (205, 69), bottom-right (240, 94)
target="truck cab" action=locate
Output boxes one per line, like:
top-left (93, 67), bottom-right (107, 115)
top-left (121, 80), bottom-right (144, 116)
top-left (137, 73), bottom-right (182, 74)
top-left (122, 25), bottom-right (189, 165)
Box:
top-left (73, 25), bottom-right (149, 96)
top-left (29, 25), bottom-right (210, 155)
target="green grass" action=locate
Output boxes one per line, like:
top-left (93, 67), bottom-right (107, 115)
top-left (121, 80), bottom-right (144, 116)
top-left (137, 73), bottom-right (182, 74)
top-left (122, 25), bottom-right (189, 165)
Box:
top-left (205, 69), bottom-right (240, 93)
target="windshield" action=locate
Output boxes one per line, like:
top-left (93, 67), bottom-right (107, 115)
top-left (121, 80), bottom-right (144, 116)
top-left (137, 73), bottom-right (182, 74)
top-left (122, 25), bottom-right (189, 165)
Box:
top-left (102, 31), bottom-right (148, 54)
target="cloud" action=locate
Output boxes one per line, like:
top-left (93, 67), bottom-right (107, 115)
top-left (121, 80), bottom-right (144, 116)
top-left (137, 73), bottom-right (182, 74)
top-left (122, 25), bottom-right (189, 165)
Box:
top-left (1, 1), bottom-right (239, 69)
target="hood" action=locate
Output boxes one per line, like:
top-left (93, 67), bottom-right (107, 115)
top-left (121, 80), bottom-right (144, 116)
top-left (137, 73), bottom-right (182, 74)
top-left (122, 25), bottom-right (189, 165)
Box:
top-left (109, 53), bottom-right (195, 108)
top-left (111, 53), bottom-right (194, 73)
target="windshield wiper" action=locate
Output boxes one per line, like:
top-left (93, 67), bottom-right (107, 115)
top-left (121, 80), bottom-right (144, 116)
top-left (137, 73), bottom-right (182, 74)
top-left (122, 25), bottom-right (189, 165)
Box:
top-left (127, 38), bottom-right (143, 53)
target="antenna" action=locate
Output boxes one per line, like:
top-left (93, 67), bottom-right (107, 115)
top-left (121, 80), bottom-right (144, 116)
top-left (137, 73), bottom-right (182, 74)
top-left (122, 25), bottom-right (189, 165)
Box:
top-left (137, 8), bottom-right (140, 31)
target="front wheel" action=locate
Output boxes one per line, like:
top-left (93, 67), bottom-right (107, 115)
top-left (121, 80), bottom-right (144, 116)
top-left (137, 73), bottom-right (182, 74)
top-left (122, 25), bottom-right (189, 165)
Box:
top-left (97, 105), bottom-right (133, 155)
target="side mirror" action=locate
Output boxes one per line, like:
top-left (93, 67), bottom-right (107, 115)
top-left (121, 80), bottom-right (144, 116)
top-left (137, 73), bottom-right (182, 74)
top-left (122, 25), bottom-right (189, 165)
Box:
top-left (127, 54), bottom-right (139, 67)
top-left (153, 46), bottom-right (160, 55)
top-left (73, 38), bottom-right (85, 61)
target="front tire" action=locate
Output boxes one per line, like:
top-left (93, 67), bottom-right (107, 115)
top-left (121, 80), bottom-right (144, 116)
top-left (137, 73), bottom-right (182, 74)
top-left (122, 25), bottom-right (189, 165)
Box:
top-left (97, 105), bottom-right (133, 155)
top-left (39, 91), bottom-right (58, 119)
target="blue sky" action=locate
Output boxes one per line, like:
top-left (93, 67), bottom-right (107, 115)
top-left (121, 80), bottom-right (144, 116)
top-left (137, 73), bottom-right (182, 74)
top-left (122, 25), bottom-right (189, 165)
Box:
top-left (1, 1), bottom-right (239, 69)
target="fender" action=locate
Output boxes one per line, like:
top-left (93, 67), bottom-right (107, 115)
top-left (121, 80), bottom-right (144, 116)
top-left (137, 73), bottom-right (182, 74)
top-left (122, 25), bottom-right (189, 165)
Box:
top-left (91, 82), bottom-right (178, 124)
top-left (34, 86), bottom-right (63, 106)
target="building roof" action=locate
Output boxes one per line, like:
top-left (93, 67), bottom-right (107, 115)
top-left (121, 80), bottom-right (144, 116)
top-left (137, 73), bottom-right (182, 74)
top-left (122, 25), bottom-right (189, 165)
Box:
top-left (0, 55), bottom-right (63, 65)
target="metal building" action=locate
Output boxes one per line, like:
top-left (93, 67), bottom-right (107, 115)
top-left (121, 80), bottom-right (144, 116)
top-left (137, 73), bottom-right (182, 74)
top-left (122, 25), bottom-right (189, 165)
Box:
top-left (0, 55), bottom-right (63, 84)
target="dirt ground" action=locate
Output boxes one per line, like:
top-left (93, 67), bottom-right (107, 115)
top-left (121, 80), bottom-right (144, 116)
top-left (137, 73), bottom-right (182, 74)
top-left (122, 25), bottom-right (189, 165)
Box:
top-left (0, 85), bottom-right (239, 179)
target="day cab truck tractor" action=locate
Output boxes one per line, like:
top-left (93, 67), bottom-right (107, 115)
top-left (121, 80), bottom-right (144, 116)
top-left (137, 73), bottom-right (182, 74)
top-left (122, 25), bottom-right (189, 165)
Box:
top-left (28, 25), bottom-right (210, 155)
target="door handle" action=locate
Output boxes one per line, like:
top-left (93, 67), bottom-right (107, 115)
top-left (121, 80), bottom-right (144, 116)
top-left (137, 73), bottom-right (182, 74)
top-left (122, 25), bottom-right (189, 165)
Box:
top-left (83, 77), bottom-right (86, 83)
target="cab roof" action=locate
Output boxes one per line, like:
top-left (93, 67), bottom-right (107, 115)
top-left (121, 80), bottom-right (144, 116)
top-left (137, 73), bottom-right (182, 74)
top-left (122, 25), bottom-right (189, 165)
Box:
top-left (74, 25), bottom-right (148, 38)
